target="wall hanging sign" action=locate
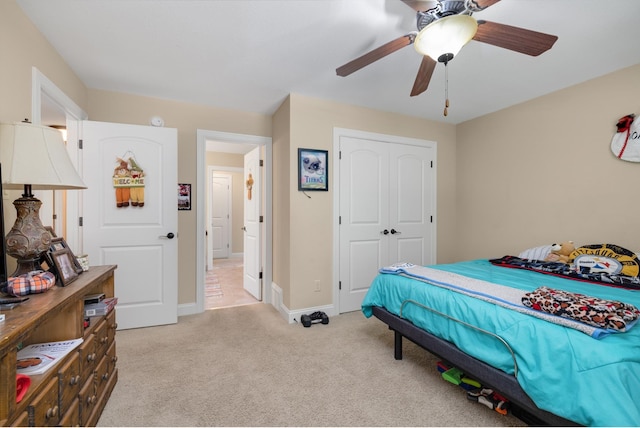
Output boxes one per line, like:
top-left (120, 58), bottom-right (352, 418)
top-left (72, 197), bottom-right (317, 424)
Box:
top-left (112, 153), bottom-right (146, 207)
top-left (611, 113), bottom-right (640, 162)
top-left (178, 183), bottom-right (191, 210)
top-left (298, 148), bottom-right (328, 191)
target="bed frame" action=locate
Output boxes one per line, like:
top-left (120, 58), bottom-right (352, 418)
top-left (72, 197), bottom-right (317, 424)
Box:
top-left (371, 306), bottom-right (579, 426)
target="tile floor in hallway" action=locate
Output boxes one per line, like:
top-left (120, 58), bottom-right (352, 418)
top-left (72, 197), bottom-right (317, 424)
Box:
top-left (205, 257), bottom-right (260, 310)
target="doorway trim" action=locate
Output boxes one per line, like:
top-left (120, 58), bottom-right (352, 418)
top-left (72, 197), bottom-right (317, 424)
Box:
top-left (31, 67), bottom-right (88, 253)
top-left (194, 129), bottom-right (273, 315)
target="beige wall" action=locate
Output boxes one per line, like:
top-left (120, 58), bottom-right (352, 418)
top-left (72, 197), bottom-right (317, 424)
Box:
top-left (0, 1), bottom-right (87, 123)
top-left (272, 97), bottom-right (292, 306)
top-left (456, 64), bottom-right (640, 260)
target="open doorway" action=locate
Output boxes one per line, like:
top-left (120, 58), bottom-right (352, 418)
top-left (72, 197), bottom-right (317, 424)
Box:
top-left (195, 130), bottom-right (273, 314)
top-left (205, 146), bottom-right (256, 310)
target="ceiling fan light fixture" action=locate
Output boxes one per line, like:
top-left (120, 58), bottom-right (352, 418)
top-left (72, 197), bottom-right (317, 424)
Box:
top-left (414, 14), bottom-right (478, 61)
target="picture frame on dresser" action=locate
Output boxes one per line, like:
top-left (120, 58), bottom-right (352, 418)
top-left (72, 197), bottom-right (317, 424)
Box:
top-left (49, 237), bottom-right (83, 274)
top-left (51, 248), bottom-right (79, 286)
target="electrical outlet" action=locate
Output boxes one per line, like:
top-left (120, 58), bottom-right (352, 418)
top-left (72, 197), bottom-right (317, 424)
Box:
top-left (314, 280), bottom-right (321, 292)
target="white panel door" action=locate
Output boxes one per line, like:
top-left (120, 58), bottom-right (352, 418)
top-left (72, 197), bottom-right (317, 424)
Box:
top-left (338, 135), bottom-right (435, 313)
top-left (339, 137), bottom-right (389, 313)
top-left (211, 173), bottom-right (230, 259)
top-left (82, 121), bottom-right (178, 330)
top-left (243, 147), bottom-right (261, 300)
top-left (389, 144), bottom-right (435, 265)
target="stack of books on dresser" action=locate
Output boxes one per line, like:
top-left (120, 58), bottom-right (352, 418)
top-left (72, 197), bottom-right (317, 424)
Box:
top-left (83, 293), bottom-right (118, 317)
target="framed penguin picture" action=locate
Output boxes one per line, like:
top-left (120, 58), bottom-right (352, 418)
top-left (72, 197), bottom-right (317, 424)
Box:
top-left (298, 148), bottom-right (328, 191)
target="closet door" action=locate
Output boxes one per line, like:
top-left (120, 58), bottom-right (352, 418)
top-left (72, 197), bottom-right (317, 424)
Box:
top-left (388, 144), bottom-right (435, 265)
top-left (339, 137), bottom-right (390, 313)
top-left (338, 134), bottom-right (435, 313)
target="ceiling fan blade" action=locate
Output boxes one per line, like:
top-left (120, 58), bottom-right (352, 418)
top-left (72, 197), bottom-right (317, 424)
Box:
top-left (336, 34), bottom-right (415, 77)
top-left (472, 0), bottom-right (502, 10)
top-left (410, 55), bottom-right (436, 97)
top-left (473, 20), bottom-right (558, 56)
top-left (400, 1), bottom-right (437, 12)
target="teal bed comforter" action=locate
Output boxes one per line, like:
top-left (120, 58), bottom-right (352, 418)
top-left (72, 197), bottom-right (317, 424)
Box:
top-left (361, 259), bottom-right (640, 426)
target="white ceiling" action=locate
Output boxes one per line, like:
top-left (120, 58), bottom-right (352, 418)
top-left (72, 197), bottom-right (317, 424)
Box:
top-left (18, 0), bottom-right (640, 128)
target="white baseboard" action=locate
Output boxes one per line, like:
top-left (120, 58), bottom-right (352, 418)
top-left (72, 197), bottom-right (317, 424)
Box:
top-left (178, 301), bottom-right (198, 318)
top-left (270, 281), bottom-right (336, 324)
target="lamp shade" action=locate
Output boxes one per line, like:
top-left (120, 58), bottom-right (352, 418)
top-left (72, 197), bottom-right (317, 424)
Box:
top-left (0, 122), bottom-right (86, 190)
top-left (414, 14), bottom-right (478, 60)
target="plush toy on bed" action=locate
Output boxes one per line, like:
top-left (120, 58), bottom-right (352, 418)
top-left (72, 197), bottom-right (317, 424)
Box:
top-left (544, 241), bottom-right (575, 263)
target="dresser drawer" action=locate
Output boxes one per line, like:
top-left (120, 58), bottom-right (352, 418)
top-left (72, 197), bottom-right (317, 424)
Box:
top-left (106, 341), bottom-right (117, 373)
top-left (95, 355), bottom-right (111, 399)
top-left (78, 376), bottom-right (97, 427)
top-left (7, 411), bottom-right (29, 427)
top-left (29, 377), bottom-right (59, 427)
top-left (58, 351), bottom-right (81, 414)
top-left (106, 310), bottom-right (117, 345)
top-left (78, 334), bottom-right (97, 380)
top-left (59, 398), bottom-right (79, 427)
top-left (94, 318), bottom-right (109, 358)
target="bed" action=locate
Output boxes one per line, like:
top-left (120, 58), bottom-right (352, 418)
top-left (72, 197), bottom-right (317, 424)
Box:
top-left (361, 246), bottom-right (640, 427)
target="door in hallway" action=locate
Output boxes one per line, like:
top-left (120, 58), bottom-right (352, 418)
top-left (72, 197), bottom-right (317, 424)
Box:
top-left (243, 146), bottom-right (261, 300)
top-left (211, 173), bottom-right (231, 259)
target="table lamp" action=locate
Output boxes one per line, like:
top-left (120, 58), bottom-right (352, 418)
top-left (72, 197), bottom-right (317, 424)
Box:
top-left (0, 122), bottom-right (86, 277)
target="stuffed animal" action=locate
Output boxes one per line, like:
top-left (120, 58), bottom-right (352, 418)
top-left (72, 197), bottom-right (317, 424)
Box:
top-left (544, 241), bottom-right (575, 263)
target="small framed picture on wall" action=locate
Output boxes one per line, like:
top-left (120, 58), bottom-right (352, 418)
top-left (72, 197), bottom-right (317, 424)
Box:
top-left (178, 183), bottom-right (191, 210)
top-left (298, 148), bottom-right (328, 191)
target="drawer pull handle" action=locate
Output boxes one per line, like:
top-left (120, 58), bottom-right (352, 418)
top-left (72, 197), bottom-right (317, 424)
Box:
top-left (102, 372), bottom-right (109, 381)
top-left (46, 406), bottom-right (59, 419)
top-left (69, 375), bottom-right (80, 386)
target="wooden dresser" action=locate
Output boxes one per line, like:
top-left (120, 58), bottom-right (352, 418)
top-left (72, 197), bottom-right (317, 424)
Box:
top-left (0, 265), bottom-right (118, 427)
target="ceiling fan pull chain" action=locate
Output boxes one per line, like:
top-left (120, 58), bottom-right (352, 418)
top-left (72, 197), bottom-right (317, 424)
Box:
top-left (443, 62), bottom-right (449, 117)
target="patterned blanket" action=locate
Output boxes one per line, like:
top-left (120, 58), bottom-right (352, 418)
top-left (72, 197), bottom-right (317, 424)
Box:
top-left (523, 286), bottom-right (640, 332)
top-left (489, 255), bottom-right (640, 290)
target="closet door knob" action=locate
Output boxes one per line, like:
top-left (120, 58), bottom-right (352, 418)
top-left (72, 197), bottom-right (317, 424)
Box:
top-left (381, 229), bottom-right (389, 235)
top-left (390, 229), bottom-right (401, 235)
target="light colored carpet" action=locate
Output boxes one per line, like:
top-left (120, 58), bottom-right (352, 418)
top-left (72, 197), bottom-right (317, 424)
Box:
top-left (97, 304), bottom-right (527, 427)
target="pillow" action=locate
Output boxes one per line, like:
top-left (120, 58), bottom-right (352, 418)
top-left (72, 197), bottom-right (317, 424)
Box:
top-left (570, 244), bottom-right (640, 277)
top-left (518, 244), bottom-right (553, 261)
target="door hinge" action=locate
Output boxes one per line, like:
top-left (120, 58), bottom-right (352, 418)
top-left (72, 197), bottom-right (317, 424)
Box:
top-left (79, 217), bottom-right (83, 227)
top-left (339, 151), bottom-right (342, 160)
top-left (339, 216), bottom-right (341, 225)
top-left (339, 281), bottom-right (342, 290)
top-left (259, 215), bottom-right (263, 223)
top-left (52, 214), bottom-right (57, 220)
top-left (260, 160), bottom-right (264, 167)
top-left (430, 216), bottom-right (433, 223)
top-left (430, 160), bottom-right (433, 168)
top-left (259, 271), bottom-right (263, 279)
top-left (78, 139), bottom-right (83, 149)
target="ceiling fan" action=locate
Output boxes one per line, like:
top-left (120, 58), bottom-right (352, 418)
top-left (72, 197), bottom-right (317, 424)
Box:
top-left (336, 0), bottom-right (558, 98)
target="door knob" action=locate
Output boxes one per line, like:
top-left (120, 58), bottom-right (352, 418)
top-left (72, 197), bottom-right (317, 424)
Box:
top-left (242, 226), bottom-right (247, 231)
top-left (390, 229), bottom-right (401, 235)
top-left (160, 232), bottom-right (175, 239)
top-left (381, 229), bottom-right (389, 235)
